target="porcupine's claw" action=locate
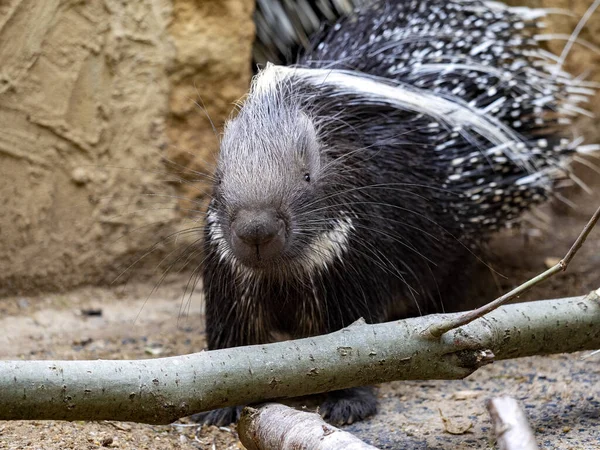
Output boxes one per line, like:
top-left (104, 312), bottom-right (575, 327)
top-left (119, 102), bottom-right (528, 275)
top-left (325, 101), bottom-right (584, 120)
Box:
top-left (190, 406), bottom-right (243, 427)
top-left (319, 386), bottom-right (378, 426)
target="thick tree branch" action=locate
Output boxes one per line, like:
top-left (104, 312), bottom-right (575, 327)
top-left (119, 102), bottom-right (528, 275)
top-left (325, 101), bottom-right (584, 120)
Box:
top-left (237, 403), bottom-right (378, 450)
top-left (0, 289), bottom-right (598, 424)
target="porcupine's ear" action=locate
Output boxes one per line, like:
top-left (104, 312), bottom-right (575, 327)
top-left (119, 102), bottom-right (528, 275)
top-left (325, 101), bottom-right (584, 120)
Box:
top-left (252, 0), bottom-right (366, 68)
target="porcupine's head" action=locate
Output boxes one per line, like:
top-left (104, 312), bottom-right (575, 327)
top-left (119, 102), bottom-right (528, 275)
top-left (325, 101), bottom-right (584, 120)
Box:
top-left (206, 66), bottom-right (350, 276)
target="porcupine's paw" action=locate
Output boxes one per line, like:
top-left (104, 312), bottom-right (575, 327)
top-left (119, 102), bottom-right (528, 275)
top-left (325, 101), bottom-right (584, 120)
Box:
top-left (189, 406), bottom-right (243, 427)
top-left (320, 386), bottom-right (378, 425)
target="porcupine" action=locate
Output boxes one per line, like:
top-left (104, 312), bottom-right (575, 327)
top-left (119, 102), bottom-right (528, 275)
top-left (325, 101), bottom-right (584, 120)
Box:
top-left (197, 0), bottom-right (598, 426)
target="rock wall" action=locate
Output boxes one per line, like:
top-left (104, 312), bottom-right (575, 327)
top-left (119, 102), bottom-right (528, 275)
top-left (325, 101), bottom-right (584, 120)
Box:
top-left (0, 0), bottom-right (254, 295)
top-left (166, 0), bottom-right (255, 214)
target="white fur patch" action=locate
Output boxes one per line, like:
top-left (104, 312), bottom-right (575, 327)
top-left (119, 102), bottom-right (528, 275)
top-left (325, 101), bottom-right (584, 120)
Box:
top-left (256, 64), bottom-right (522, 155)
top-left (252, 61), bottom-right (595, 187)
top-left (303, 214), bottom-right (354, 273)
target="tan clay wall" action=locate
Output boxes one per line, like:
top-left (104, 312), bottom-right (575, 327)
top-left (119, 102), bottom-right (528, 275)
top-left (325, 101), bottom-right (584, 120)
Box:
top-left (0, 0), bottom-right (254, 295)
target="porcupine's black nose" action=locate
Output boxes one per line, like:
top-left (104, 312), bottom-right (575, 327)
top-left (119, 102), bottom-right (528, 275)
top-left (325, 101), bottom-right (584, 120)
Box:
top-left (231, 208), bottom-right (286, 266)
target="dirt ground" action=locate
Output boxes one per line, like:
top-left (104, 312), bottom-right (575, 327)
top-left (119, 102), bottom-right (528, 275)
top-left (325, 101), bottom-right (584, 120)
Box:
top-left (0, 173), bottom-right (599, 449)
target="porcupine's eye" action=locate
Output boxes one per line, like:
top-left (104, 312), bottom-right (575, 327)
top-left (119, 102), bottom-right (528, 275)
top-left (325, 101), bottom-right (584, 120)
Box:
top-left (304, 173), bottom-right (310, 182)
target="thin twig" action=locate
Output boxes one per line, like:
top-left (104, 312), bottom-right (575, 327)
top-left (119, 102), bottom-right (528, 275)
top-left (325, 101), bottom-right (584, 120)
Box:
top-left (561, 205), bottom-right (600, 268)
top-left (426, 205), bottom-right (600, 338)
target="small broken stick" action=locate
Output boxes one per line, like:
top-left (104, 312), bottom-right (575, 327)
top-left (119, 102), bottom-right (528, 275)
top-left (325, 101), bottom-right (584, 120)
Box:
top-left (237, 403), bottom-right (379, 450)
top-left (487, 396), bottom-right (538, 450)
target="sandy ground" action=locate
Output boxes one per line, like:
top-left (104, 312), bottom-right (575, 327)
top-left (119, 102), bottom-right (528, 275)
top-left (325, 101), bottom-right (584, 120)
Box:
top-left (0, 180), bottom-right (599, 449)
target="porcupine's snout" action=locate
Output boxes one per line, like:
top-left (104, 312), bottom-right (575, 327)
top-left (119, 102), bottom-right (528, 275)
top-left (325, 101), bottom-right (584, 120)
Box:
top-left (230, 208), bottom-right (286, 266)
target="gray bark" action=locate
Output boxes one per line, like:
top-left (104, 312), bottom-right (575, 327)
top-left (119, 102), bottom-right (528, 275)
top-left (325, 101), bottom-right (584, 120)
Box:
top-left (0, 290), bottom-right (598, 424)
